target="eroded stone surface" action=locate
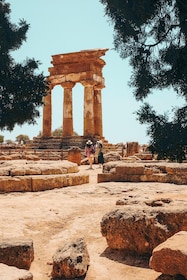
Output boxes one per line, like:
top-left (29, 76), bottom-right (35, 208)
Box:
top-left (98, 161), bottom-right (187, 185)
top-left (101, 206), bottom-right (187, 255)
top-left (51, 237), bottom-right (90, 279)
top-left (1, 165), bottom-right (187, 280)
top-left (0, 160), bottom-right (79, 176)
top-left (150, 231), bottom-right (187, 278)
top-left (0, 239), bottom-right (34, 270)
top-left (0, 160), bottom-right (88, 192)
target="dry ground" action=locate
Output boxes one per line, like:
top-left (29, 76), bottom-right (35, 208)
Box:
top-left (0, 164), bottom-right (187, 280)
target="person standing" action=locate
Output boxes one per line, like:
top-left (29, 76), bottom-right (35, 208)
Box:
top-left (96, 140), bottom-right (104, 168)
top-left (85, 140), bottom-right (95, 169)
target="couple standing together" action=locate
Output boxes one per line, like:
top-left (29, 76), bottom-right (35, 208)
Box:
top-left (85, 139), bottom-right (104, 169)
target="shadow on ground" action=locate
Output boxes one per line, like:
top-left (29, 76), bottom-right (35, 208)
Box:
top-left (101, 248), bottom-right (187, 280)
top-left (51, 276), bottom-right (86, 280)
top-left (156, 275), bottom-right (186, 280)
top-left (100, 247), bottom-right (150, 268)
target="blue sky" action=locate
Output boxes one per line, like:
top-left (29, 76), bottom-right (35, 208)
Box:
top-left (3, 0), bottom-right (185, 144)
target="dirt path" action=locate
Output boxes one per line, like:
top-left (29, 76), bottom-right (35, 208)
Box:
top-left (0, 164), bottom-right (186, 279)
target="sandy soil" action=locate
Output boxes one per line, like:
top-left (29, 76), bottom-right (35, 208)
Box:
top-left (0, 164), bottom-right (187, 280)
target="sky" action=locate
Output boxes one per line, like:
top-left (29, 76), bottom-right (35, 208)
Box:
top-left (2, 0), bottom-right (185, 145)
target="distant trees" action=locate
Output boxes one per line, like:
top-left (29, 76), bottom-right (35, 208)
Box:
top-left (52, 127), bottom-right (79, 137)
top-left (37, 127), bottom-right (79, 137)
top-left (100, 0), bottom-right (187, 161)
top-left (0, 0), bottom-right (48, 131)
top-left (0, 135), bottom-right (4, 143)
top-left (137, 103), bottom-right (187, 162)
top-left (52, 127), bottom-right (63, 137)
top-left (16, 134), bottom-right (30, 144)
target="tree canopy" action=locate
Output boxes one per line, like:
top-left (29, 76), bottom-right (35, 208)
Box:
top-left (16, 134), bottom-right (30, 144)
top-left (100, 0), bottom-right (187, 161)
top-left (0, 0), bottom-right (48, 131)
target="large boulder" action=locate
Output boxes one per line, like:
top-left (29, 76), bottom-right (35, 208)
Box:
top-left (51, 238), bottom-right (90, 279)
top-left (150, 231), bottom-right (187, 278)
top-left (0, 239), bottom-right (34, 270)
top-left (101, 207), bottom-right (187, 255)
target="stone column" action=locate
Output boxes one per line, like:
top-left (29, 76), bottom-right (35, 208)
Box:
top-left (82, 82), bottom-right (95, 137)
top-left (61, 82), bottom-right (75, 137)
top-left (93, 87), bottom-right (103, 137)
top-left (42, 86), bottom-right (52, 137)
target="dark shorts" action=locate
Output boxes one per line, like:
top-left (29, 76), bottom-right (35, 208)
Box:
top-left (98, 152), bottom-right (104, 164)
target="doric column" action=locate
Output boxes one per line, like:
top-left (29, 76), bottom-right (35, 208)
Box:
top-left (81, 81), bottom-right (95, 137)
top-left (61, 82), bottom-right (75, 137)
top-left (93, 86), bottom-right (103, 137)
top-left (42, 85), bottom-right (53, 137)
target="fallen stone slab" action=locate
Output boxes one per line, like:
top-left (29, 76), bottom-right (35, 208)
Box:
top-left (0, 160), bottom-right (79, 177)
top-left (101, 207), bottom-right (187, 255)
top-left (0, 239), bottom-right (34, 270)
top-left (0, 173), bottom-right (89, 193)
top-left (98, 162), bottom-right (187, 185)
top-left (31, 173), bottom-right (89, 192)
top-left (150, 231), bottom-right (187, 278)
top-left (51, 237), bottom-right (90, 279)
top-left (0, 263), bottom-right (33, 280)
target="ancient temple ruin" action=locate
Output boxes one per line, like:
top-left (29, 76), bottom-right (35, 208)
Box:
top-left (32, 48), bottom-right (109, 149)
top-left (43, 49), bottom-right (108, 137)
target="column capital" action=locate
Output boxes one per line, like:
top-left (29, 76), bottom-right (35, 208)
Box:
top-left (94, 84), bottom-right (104, 90)
top-left (61, 81), bottom-right (75, 89)
top-left (80, 80), bottom-right (96, 87)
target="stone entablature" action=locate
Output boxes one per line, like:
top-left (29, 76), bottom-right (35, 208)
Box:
top-left (43, 48), bottom-right (108, 138)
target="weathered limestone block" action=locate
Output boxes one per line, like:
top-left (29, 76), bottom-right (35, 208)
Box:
top-left (0, 155), bottom-right (12, 160)
top-left (104, 152), bottom-right (122, 163)
top-left (31, 174), bottom-right (64, 191)
top-left (51, 238), bottom-right (90, 279)
top-left (10, 168), bottom-right (26, 176)
top-left (0, 263), bottom-right (33, 280)
top-left (166, 165), bottom-right (187, 175)
top-left (24, 154), bottom-right (40, 161)
top-left (126, 142), bottom-right (139, 156)
top-left (31, 174), bottom-right (89, 191)
top-left (24, 167), bottom-right (42, 175)
top-left (166, 174), bottom-right (187, 185)
top-left (64, 174), bottom-right (89, 186)
top-left (60, 167), bottom-right (69, 174)
top-left (0, 239), bottom-right (34, 270)
top-left (66, 164), bottom-right (79, 173)
top-left (0, 176), bottom-right (32, 192)
top-left (116, 164), bottom-right (144, 175)
top-left (102, 161), bottom-right (120, 173)
top-left (68, 147), bottom-right (81, 165)
top-left (40, 166), bottom-right (64, 175)
top-left (136, 153), bottom-right (153, 160)
top-left (39, 161), bottom-right (79, 174)
top-left (101, 207), bottom-right (187, 255)
top-left (0, 168), bottom-right (10, 176)
top-left (150, 231), bottom-right (187, 278)
top-left (140, 173), bottom-right (169, 183)
top-left (9, 153), bottom-right (22, 160)
top-left (98, 173), bottom-right (112, 183)
top-left (100, 162), bottom-right (187, 185)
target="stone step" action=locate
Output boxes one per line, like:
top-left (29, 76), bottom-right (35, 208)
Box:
top-left (29, 136), bottom-right (116, 150)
